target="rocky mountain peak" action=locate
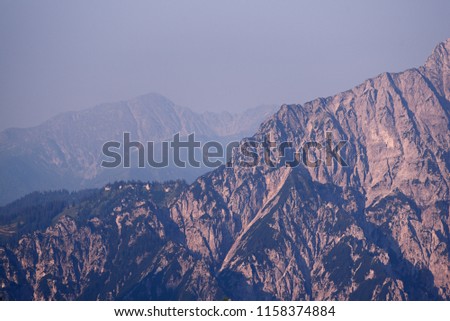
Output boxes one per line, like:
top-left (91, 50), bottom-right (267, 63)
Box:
top-left (422, 38), bottom-right (450, 101)
top-left (425, 38), bottom-right (450, 69)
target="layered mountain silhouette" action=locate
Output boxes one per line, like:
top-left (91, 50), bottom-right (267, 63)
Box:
top-left (0, 39), bottom-right (449, 300)
top-left (0, 95), bottom-right (277, 205)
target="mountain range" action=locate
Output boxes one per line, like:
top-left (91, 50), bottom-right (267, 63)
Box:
top-left (0, 38), bottom-right (449, 300)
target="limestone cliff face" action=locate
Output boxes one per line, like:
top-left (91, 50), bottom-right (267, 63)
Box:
top-left (0, 39), bottom-right (449, 300)
top-left (170, 38), bottom-right (450, 300)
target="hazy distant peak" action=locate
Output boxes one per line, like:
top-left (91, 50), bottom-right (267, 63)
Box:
top-left (0, 92), bottom-right (279, 204)
top-left (129, 92), bottom-right (176, 109)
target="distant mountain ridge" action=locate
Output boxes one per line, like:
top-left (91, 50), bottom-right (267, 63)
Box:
top-left (0, 94), bottom-right (277, 205)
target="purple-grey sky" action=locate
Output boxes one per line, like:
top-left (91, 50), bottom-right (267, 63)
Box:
top-left (1, 0), bottom-right (449, 131)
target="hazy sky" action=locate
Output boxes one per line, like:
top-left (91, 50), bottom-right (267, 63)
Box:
top-left (1, 0), bottom-right (449, 131)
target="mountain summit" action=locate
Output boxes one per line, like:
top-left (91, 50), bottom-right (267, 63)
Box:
top-left (422, 38), bottom-right (450, 103)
